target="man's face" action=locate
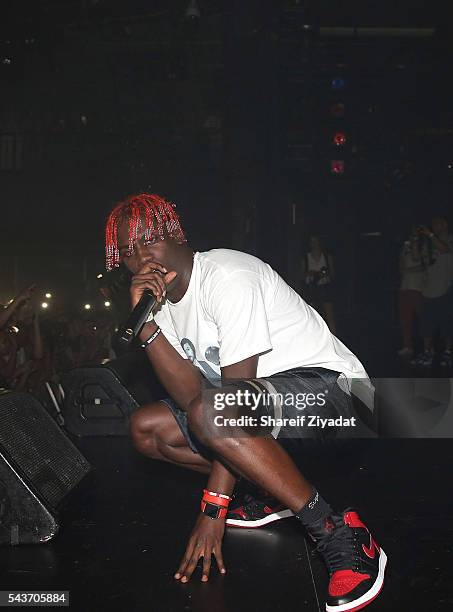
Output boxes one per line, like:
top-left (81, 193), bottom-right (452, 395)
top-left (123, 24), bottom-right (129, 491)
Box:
top-left (117, 217), bottom-right (176, 275)
top-left (182, 342), bottom-right (195, 362)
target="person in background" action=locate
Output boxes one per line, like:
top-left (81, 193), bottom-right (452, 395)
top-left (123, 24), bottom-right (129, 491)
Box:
top-left (0, 328), bottom-right (19, 388)
top-left (397, 225), bottom-right (425, 356)
top-left (0, 284), bottom-right (48, 391)
top-left (95, 313), bottom-right (117, 363)
top-left (67, 316), bottom-right (95, 367)
top-left (13, 295), bottom-right (47, 391)
top-left (0, 323), bottom-right (40, 391)
top-left (0, 284), bottom-right (36, 331)
top-left (302, 235), bottom-right (336, 334)
top-left (47, 312), bottom-right (73, 374)
top-left (412, 216), bottom-right (453, 368)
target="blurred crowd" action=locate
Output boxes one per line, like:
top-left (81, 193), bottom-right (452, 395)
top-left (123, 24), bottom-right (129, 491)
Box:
top-left (299, 216), bottom-right (453, 370)
top-left (0, 284), bottom-right (117, 394)
top-left (397, 215), bottom-right (453, 368)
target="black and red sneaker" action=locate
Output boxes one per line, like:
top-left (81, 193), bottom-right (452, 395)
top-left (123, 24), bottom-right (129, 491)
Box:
top-left (308, 510), bottom-right (387, 612)
top-left (226, 492), bottom-right (294, 528)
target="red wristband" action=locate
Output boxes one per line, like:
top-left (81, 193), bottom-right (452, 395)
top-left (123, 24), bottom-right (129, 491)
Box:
top-left (200, 489), bottom-right (232, 520)
top-left (203, 489), bottom-right (232, 507)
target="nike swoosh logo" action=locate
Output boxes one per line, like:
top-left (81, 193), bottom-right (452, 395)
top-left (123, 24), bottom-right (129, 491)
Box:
top-left (362, 536), bottom-right (378, 559)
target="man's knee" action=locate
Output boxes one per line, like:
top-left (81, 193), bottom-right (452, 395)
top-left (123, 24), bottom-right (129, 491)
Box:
top-left (187, 394), bottom-right (227, 451)
top-left (187, 395), bottom-right (212, 446)
top-left (129, 402), bottom-right (164, 457)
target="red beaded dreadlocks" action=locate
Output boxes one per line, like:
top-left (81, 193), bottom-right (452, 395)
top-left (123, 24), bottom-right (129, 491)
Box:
top-left (105, 193), bottom-right (186, 271)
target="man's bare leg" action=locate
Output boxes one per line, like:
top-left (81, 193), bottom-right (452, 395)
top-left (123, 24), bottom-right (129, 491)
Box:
top-left (187, 397), bottom-right (314, 512)
top-left (130, 401), bottom-right (211, 474)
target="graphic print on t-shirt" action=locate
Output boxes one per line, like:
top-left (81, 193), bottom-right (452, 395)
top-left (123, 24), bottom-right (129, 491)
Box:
top-left (204, 345), bottom-right (220, 365)
top-left (181, 338), bottom-right (221, 383)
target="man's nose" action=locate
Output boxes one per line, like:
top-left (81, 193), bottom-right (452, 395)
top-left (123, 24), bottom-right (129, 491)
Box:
top-left (135, 244), bottom-right (153, 268)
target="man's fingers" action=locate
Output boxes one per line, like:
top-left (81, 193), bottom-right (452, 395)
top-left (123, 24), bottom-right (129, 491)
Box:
top-left (175, 557), bottom-right (189, 580)
top-left (213, 545), bottom-right (226, 575)
top-left (179, 555), bottom-right (200, 583)
top-left (135, 284), bottom-right (163, 301)
top-left (131, 278), bottom-right (166, 301)
top-left (175, 549), bottom-right (193, 580)
top-left (175, 540), bottom-right (199, 581)
top-left (138, 262), bottom-right (167, 274)
top-left (201, 550), bottom-right (212, 582)
top-left (164, 270), bottom-right (178, 285)
top-left (174, 561), bottom-right (187, 580)
top-left (175, 548), bottom-right (224, 583)
top-left (131, 275), bottom-right (166, 290)
top-left (131, 279), bottom-right (165, 295)
top-left (131, 274), bottom-right (167, 301)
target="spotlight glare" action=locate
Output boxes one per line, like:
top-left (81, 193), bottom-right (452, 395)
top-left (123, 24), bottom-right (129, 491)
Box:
top-left (97, 273), bottom-right (103, 279)
top-left (104, 301), bottom-right (111, 307)
top-left (45, 292), bottom-right (52, 299)
top-left (84, 303), bottom-right (91, 310)
top-left (41, 302), bottom-right (49, 309)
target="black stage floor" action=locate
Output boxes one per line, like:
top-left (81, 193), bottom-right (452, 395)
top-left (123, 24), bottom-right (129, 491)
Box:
top-left (1, 435), bottom-right (452, 612)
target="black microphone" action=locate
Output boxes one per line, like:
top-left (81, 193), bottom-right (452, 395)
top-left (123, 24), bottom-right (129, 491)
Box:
top-left (117, 290), bottom-right (156, 348)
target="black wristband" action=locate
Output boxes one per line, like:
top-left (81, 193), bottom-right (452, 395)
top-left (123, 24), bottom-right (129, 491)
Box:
top-left (140, 327), bottom-right (161, 349)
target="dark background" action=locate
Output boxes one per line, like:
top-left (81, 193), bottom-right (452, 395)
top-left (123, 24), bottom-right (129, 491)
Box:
top-left (1, 0), bottom-right (452, 330)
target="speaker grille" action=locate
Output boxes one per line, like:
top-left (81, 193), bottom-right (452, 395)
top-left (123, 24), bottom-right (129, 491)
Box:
top-left (0, 391), bottom-right (90, 509)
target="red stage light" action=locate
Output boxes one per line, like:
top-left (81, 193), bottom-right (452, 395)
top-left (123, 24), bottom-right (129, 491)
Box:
top-left (331, 160), bottom-right (345, 174)
top-left (333, 132), bottom-right (346, 146)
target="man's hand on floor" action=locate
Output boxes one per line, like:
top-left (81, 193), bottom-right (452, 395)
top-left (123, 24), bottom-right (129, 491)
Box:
top-left (174, 513), bottom-right (226, 583)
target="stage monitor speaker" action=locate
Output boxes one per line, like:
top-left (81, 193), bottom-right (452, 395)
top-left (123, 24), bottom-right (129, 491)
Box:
top-left (0, 390), bottom-right (91, 546)
top-left (62, 350), bottom-right (166, 437)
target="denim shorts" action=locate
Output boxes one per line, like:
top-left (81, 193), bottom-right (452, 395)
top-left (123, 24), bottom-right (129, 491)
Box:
top-left (161, 367), bottom-right (374, 456)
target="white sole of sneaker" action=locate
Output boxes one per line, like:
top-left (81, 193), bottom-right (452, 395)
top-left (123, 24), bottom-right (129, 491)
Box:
top-left (226, 508), bottom-right (294, 528)
top-left (325, 548), bottom-right (387, 612)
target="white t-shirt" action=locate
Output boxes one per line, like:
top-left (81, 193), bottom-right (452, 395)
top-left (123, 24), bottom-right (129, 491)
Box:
top-left (154, 250), bottom-right (372, 405)
top-left (422, 235), bottom-right (453, 298)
